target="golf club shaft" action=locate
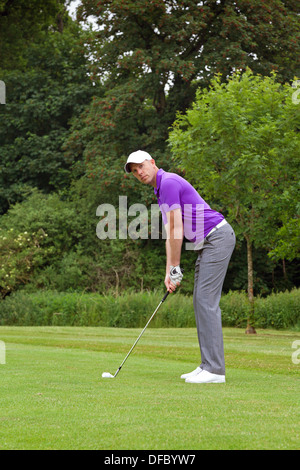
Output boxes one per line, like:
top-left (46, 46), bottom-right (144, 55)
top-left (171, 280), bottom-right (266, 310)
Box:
top-left (114, 291), bottom-right (169, 377)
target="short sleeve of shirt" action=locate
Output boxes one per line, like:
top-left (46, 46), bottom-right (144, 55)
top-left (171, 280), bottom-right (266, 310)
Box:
top-left (159, 177), bottom-right (182, 223)
top-left (155, 169), bottom-right (224, 241)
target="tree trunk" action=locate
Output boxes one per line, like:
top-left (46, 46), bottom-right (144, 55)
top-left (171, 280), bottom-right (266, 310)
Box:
top-left (245, 236), bottom-right (256, 334)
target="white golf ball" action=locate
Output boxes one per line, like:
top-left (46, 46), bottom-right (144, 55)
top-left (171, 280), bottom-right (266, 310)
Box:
top-left (102, 372), bottom-right (113, 378)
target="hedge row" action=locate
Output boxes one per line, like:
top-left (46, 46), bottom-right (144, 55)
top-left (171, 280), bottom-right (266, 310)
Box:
top-left (0, 289), bottom-right (299, 330)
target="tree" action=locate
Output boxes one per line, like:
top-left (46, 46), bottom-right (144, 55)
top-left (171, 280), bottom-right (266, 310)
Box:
top-left (76, 0), bottom-right (300, 119)
top-left (0, 25), bottom-right (95, 213)
top-left (68, 0), bottom-right (300, 206)
top-left (169, 69), bottom-right (300, 332)
top-left (0, 0), bottom-right (68, 70)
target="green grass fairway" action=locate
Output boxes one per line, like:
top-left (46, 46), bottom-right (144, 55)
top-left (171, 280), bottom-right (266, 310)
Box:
top-left (0, 326), bottom-right (299, 450)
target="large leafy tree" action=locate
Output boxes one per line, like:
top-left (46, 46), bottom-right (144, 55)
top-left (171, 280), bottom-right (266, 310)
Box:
top-left (169, 69), bottom-right (300, 331)
top-left (68, 0), bottom-right (300, 195)
top-left (0, 0), bottom-right (68, 69)
top-left (76, 0), bottom-right (300, 119)
top-left (0, 24), bottom-right (95, 213)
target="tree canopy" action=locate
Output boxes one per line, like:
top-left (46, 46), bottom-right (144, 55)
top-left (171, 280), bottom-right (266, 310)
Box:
top-left (169, 69), bottom-right (300, 323)
top-left (77, 0), bottom-right (300, 111)
top-left (0, 22), bottom-right (95, 213)
top-left (69, 0), bottom-right (300, 191)
top-left (0, 1), bottom-right (299, 297)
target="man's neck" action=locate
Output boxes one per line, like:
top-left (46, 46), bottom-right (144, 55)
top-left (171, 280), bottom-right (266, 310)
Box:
top-left (151, 167), bottom-right (159, 188)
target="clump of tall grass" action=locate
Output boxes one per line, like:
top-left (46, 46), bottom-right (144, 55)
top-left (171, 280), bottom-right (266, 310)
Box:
top-left (0, 289), bottom-right (299, 330)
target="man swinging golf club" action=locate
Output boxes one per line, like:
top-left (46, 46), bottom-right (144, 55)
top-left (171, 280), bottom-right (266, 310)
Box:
top-left (124, 150), bottom-right (236, 383)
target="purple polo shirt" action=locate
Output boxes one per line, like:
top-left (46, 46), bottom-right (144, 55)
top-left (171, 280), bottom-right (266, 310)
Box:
top-left (154, 169), bottom-right (224, 247)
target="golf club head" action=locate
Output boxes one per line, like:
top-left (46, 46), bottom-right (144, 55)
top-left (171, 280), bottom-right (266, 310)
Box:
top-left (102, 372), bottom-right (114, 378)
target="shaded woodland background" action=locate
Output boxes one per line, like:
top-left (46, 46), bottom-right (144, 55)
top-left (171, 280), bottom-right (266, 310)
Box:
top-left (0, 0), bottom-right (299, 300)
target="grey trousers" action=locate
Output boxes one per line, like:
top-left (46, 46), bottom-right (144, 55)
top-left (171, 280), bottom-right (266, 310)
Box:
top-left (193, 223), bottom-right (236, 375)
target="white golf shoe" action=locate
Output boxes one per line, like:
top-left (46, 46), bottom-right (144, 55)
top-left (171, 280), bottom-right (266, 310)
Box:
top-left (180, 366), bottom-right (202, 380)
top-left (185, 370), bottom-right (225, 384)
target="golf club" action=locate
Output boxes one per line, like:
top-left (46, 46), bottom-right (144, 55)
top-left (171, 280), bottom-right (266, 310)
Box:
top-left (102, 290), bottom-right (170, 379)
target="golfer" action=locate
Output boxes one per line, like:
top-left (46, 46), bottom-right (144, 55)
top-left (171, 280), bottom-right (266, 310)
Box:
top-left (124, 150), bottom-right (236, 383)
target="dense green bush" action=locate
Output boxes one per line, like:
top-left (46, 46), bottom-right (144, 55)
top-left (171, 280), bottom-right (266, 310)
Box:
top-left (254, 289), bottom-right (300, 329)
top-left (0, 184), bottom-right (297, 298)
top-left (0, 289), bottom-right (299, 330)
top-left (0, 227), bottom-right (50, 298)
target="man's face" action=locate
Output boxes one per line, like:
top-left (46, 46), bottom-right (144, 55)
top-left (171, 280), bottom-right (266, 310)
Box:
top-left (130, 159), bottom-right (156, 186)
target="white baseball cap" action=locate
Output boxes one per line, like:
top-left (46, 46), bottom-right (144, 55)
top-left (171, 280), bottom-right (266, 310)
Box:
top-left (124, 150), bottom-right (153, 173)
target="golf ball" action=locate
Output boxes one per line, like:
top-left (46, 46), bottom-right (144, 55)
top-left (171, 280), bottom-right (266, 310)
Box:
top-left (102, 372), bottom-right (113, 378)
